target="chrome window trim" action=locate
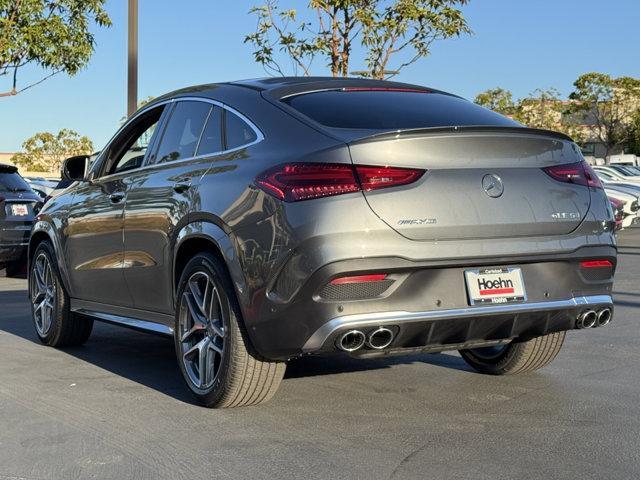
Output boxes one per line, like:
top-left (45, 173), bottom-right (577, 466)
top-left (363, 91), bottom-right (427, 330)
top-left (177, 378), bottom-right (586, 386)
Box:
top-left (302, 294), bottom-right (614, 352)
top-left (92, 96), bottom-right (264, 182)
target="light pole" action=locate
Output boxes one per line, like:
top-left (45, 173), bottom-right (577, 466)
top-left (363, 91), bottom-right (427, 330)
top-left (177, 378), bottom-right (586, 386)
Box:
top-left (127, 0), bottom-right (138, 117)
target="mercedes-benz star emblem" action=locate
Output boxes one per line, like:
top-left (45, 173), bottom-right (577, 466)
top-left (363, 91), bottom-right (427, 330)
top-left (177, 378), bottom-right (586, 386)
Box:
top-left (482, 174), bottom-right (504, 198)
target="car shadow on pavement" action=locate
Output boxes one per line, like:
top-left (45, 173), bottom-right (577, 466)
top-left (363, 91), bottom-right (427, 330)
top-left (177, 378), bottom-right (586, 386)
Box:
top-left (285, 352), bottom-right (472, 379)
top-left (0, 289), bottom-right (472, 404)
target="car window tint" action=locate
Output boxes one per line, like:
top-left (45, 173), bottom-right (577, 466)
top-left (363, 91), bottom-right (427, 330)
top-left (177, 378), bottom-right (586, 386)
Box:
top-left (225, 110), bottom-right (257, 150)
top-left (196, 106), bottom-right (223, 155)
top-left (283, 90), bottom-right (519, 130)
top-left (0, 172), bottom-right (31, 192)
top-left (156, 101), bottom-right (211, 163)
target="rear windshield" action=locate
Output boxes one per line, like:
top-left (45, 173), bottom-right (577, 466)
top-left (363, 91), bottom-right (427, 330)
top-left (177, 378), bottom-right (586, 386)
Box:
top-left (282, 90), bottom-right (519, 130)
top-left (0, 172), bottom-right (31, 193)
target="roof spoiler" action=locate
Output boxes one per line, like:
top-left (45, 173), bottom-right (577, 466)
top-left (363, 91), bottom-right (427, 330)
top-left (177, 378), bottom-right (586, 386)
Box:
top-left (349, 125), bottom-right (575, 145)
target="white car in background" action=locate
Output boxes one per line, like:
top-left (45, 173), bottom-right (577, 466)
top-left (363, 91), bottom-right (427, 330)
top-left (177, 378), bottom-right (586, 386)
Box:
top-left (23, 177), bottom-right (58, 200)
top-left (594, 165), bottom-right (640, 183)
top-left (604, 186), bottom-right (640, 228)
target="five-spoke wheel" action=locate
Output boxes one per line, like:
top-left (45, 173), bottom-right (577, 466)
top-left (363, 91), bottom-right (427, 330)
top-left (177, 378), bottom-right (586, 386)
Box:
top-left (30, 252), bottom-right (56, 337)
top-left (178, 271), bottom-right (226, 390)
top-left (174, 253), bottom-right (285, 407)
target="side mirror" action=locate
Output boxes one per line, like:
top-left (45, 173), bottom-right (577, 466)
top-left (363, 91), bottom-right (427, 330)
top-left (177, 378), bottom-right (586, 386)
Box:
top-left (61, 155), bottom-right (90, 181)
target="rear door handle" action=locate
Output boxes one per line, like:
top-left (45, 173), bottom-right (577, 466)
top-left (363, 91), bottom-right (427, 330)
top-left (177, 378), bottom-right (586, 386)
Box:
top-left (173, 177), bottom-right (192, 193)
top-left (109, 191), bottom-right (125, 204)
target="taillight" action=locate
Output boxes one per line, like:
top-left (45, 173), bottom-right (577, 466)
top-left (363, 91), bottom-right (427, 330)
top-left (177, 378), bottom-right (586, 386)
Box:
top-left (542, 161), bottom-right (603, 189)
top-left (256, 163), bottom-right (424, 202)
top-left (355, 166), bottom-right (425, 191)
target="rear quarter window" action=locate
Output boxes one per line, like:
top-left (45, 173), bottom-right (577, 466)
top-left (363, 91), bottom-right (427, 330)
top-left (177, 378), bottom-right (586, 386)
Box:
top-left (282, 90), bottom-right (519, 130)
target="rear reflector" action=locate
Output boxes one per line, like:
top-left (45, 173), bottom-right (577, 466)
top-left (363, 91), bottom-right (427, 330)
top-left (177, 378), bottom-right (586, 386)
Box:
top-left (330, 274), bottom-right (388, 285)
top-left (543, 161), bottom-right (603, 189)
top-left (580, 260), bottom-right (613, 268)
top-left (256, 163), bottom-right (424, 202)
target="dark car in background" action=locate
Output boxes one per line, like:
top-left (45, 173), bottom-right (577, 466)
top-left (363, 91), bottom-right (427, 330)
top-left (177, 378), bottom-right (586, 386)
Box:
top-left (1, 164), bottom-right (41, 276)
top-left (28, 77), bottom-right (616, 408)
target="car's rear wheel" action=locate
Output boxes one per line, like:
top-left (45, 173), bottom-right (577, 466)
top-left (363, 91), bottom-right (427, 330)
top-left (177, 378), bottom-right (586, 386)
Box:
top-left (174, 253), bottom-right (286, 408)
top-left (459, 331), bottom-right (566, 375)
top-left (29, 242), bottom-right (93, 347)
top-left (4, 259), bottom-right (24, 277)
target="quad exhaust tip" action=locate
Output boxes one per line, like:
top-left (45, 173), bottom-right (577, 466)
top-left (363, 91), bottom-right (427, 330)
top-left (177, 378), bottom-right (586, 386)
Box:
top-left (576, 310), bottom-right (597, 329)
top-left (337, 330), bottom-right (366, 352)
top-left (366, 327), bottom-right (394, 350)
top-left (576, 308), bottom-right (612, 329)
top-left (596, 308), bottom-right (612, 327)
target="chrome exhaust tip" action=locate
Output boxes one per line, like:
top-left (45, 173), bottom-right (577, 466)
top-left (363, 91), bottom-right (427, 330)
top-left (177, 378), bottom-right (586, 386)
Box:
top-left (366, 327), bottom-right (394, 350)
top-left (596, 308), bottom-right (612, 327)
top-left (577, 310), bottom-right (597, 329)
top-left (336, 330), bottom-right (366, 352)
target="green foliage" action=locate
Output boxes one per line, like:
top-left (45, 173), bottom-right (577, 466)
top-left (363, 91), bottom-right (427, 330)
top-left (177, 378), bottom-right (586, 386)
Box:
top-left (568, 72), bottom-right (640, 160)
top-left (11, 129), bottom-right (93, 173)
top-left (514, 88), bottom-right (564, 132)
top-left (0, 0), bottom-right (111, 96)
top-left (245, 0), bottom-right (471, 79)
top-left (474, 87), bottom-right (516, 115)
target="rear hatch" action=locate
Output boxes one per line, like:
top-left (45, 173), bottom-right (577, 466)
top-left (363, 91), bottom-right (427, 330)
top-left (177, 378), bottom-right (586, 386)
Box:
top-left (349, 129), bottom-right (590, 240)
top-left (0, 166), bottom-right (40, 244)
top-left (280, 87), bottom-right (591, 241)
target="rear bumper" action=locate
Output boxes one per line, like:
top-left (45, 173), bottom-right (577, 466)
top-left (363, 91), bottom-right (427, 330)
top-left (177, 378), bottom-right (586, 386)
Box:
top-left (0, 224), bottom-right (31, 263)
top-left (303, 294), bottom-right (613, 355)
top-left (244, 245), bottom-right (615, 360)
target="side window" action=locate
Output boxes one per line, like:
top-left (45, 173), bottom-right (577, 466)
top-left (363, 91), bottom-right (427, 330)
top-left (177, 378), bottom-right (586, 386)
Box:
top-left (105, 106), bottom-right (164, 176)
top-left (155, 101), bottom-right (211, 163)
top-left (196, 106), bottom-right (223, 156)
top-left (225, 110), bottom-right (258, 150)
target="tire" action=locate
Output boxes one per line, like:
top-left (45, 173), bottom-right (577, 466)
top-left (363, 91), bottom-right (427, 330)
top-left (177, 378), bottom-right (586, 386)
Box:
top-left (29, 241), bottom-right (93, 347)
top-left (174, 253), bottom-right (286, 408)
top-left (459, 331), bottom-right (566, 375)
top-left (5, 259), bottom-right (24, 277)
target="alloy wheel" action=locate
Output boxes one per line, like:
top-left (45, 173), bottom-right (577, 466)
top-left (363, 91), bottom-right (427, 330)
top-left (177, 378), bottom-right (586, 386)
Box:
top-left (178, 271), bottom-right (225, 390)
top-left (30, 252), bottom-right (56, 337)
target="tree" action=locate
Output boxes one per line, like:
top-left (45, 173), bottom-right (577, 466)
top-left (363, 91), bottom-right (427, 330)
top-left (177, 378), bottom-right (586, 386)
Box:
top-left (627, 110), bottom-right (640, 157)
top-left (568, 73), bottom-right (640, 162)
top-left (245, 0), bottom-right (471, 79)
top-left (474, 87), bottom-right (516, 115)
top-left (513, 88), bottom-right (564, 131)
top-left (0, 0), bottom-right (111, 97)
top-left (11, 129), bottom-right (93, 173)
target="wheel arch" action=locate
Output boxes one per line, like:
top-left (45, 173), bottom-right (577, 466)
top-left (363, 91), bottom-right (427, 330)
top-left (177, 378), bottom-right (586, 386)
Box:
top-left (173, 221), bottom-right (248, 314)
top-left (28, 221), bottom-right (72, 298)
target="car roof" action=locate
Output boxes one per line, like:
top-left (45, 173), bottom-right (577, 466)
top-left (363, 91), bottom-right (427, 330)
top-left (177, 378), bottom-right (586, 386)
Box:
top-left (230, 76), bottom-right (457, 100)
top-left (0, 163), bottom-right (18, 173)
top-left (149, 77), bottom-right (456, 104)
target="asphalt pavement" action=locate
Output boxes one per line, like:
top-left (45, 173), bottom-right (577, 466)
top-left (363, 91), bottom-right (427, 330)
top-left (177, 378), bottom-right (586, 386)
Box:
top-left (0, 229), bottom-right (639, 479)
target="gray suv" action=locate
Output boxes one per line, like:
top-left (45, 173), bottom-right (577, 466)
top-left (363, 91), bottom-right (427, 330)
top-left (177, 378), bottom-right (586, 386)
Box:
top-left (29, 78), bottom-right (616, 408)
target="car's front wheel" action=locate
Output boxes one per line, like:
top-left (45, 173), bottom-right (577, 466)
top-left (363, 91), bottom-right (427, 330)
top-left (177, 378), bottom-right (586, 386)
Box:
top-left (29, 241), bottom-right (93, 347)
top-left (174, 253), bottom-right (286, 408)
top-left (459, 331), bottom-right (566, 375)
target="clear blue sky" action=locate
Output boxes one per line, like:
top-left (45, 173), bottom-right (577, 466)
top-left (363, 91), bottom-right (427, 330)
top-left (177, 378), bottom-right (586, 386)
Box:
top-left (1, 0), bottom-right (638, 152)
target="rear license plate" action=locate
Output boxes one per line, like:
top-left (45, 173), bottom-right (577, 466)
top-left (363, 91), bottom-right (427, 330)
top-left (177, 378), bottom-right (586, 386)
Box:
top-left (465, 267), bottom-right (526, 305)
top-left (11, 204), bottom-right (29, 216)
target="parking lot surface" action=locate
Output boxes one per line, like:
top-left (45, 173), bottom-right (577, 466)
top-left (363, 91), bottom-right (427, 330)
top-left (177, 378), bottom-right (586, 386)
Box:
top-left (1, 230), bottom-right (639, 480)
